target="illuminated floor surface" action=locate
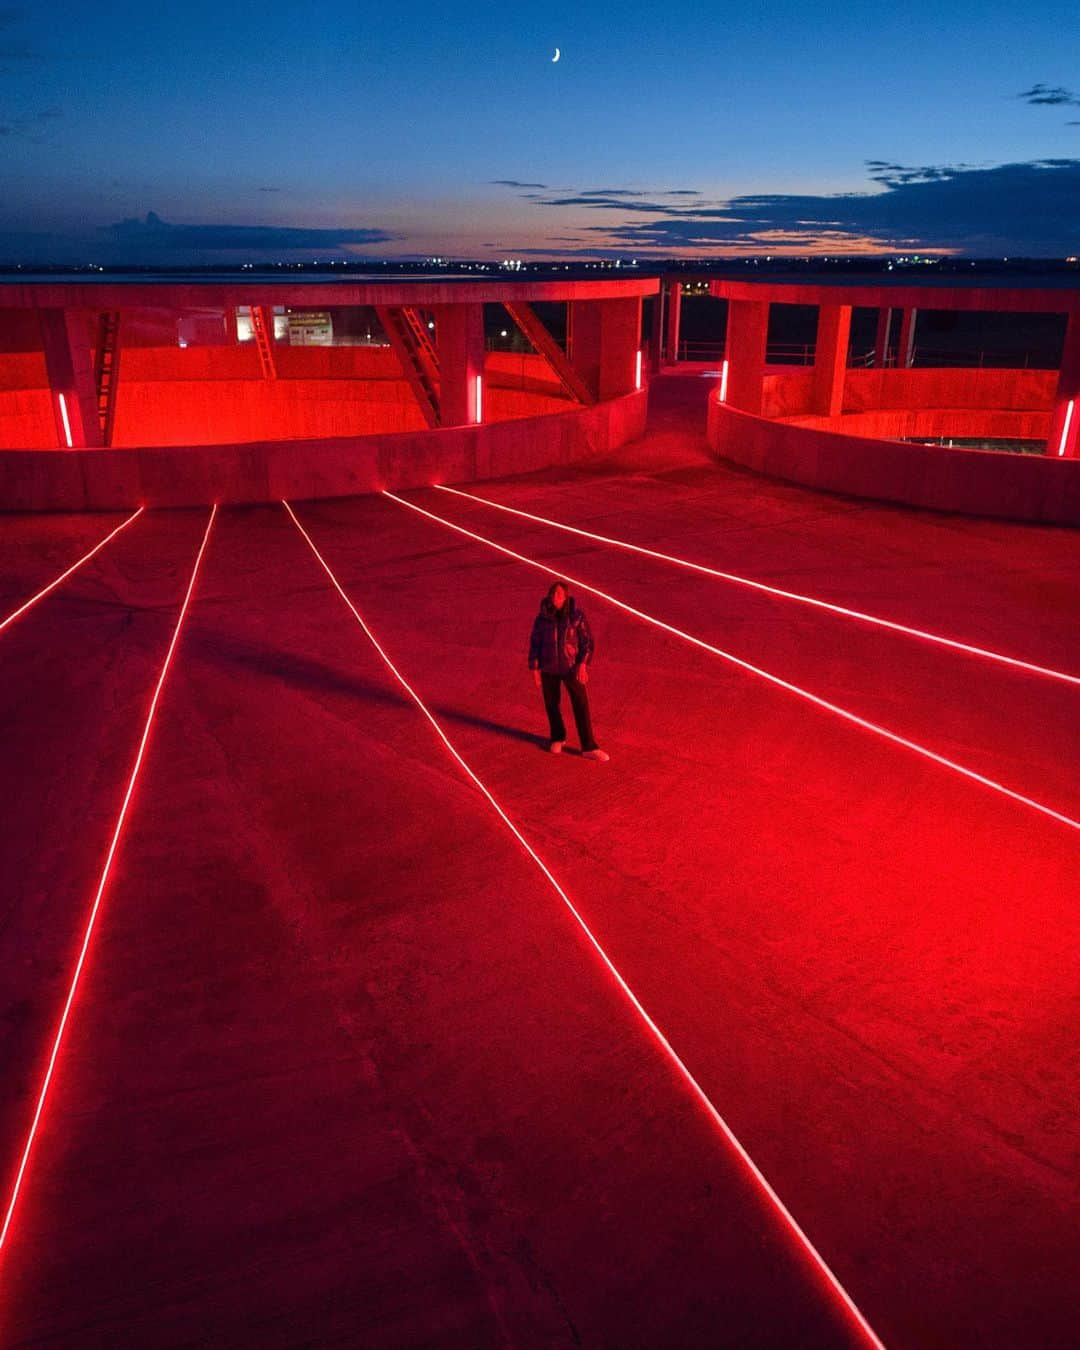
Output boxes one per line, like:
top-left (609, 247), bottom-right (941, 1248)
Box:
top-left (1, 380), bottom-right (1077, 1348)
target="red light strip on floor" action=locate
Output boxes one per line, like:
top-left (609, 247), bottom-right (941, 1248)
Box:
top-left (282, 498), bottom-right (886, 1350)
top-left (0, 508), bottom-right (145, 638)
top-left (0, 505), bottom-right (217, 1262)
top-left (386, 491), bottom-right (1080, 834)
top-left (435, 485), bottom-right (1080, 690)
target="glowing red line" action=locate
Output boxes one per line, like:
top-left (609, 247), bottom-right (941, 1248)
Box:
top-left (0, 505), bottom-right (218, 1261)
top-left (0, 509), bottom-right (145, 638)
top-left (57, 393), bottom-right (73, 448)
top-left (387, 491), bottom-right (1080, 834)
top-left (719, 358), bottom-right (729, 402)
top-left (1059, 399), bottom-right (1075, 457)
top-left (282, 497), bottom-right (886, 1350)
top-left (435, 485), bottom-right (1080, 690)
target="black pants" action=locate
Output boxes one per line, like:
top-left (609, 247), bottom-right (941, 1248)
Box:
top-left (541, 672), bottom-right (598, 751)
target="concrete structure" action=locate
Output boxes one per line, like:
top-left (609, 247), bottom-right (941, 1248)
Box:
top-left (0, 277), bottom-right (653, 509)
top-left (656, 276), bottom-right (1080, 522)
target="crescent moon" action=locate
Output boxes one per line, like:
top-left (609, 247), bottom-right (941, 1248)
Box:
top-left (552, 48), bottom-right (560, 62)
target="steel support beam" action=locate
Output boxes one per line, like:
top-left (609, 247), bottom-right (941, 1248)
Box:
top-left (503, 302), bottom-right (595, 405)
top-left (376, 306), bottom-right (440, 427)
top-left (38, 308), bottom-right (103, 447)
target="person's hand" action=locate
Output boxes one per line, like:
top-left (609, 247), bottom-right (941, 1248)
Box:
top-left (575, 665), bottom-right (589, 684)
top-left (532, 669), bottom-right (542, 687)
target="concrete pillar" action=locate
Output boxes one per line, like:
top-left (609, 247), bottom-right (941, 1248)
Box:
top-left (647, 291), bottom-right (664, 373)
top-left (224, 306), bottom-right (239, 343)
top-left (813, 305), bottom-right (852, 418)
top-left (874, 307), bottom-right (892, 367)
top-left (723, 300), bottom-right (770, 415)
top-left (435, 302), bottom-right (485, 426)
top-left (898, 307), bottom-right (918, 368)
top-left (38, 308), bottom-right (102, 447)
top-left (568, 297), bottom-right (642, 401)
top-left (1048, 311), bottom-right (1080, 457)
top-left (664, 280), bottom-right (682, 364)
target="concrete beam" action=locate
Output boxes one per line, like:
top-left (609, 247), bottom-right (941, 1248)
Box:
top-left (435, 303), bottom-right (485, 426)
top-left (1048, 311), bottom-right (1080, 457)
top-left (38, 308), bottom-right (103, 447)
top-left (724, 300), bottom-right (770, 415)
top-left (813, 305), bottom-right (852, 418)
top-left (874, 307), bottom-right (892, 367)
top-left (898, 308), bottom-right (918, 369)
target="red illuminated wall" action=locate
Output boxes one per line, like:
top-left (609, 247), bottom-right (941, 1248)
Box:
top-left (0, 349), bottom-right (572, 450)
top-left (708, 395), bottom-right (1080, 525)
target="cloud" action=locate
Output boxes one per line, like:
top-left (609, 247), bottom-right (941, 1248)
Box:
top-left (510, 160), bottom-right (1080, 257)
top-left (491, 179), bottom-right (548, 189)
top-left (104, 211), bottom-right (397, 253)
top-left (1017, 83), bottom-right (1080, 107)
top-left (0, 105), bottom-right (62, 141)
top-left (0, 7), bottom-right (40, 64)
top-left (257, 186), bottom-right (281, 192)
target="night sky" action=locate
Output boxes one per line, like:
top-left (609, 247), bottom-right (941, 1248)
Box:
top-left (1, 0), bottom-right (1078, 262)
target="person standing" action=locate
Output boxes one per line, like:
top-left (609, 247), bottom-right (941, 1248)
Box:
top-left (528, 580), bottom-right (609, 761)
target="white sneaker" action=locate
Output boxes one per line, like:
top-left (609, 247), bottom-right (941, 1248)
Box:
top-left (583, 748), bottom-right (609, 762)
top-left (549, 740), bottom-right (565, 754)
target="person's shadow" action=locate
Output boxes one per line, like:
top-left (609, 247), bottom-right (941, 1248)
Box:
top-left (190, 630), bottom-right (548, 749)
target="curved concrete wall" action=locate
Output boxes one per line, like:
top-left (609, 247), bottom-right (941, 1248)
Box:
top-left (707, 395), bottom-right (1080, 525)
top-left (0, 390), bottom-right (647, 512)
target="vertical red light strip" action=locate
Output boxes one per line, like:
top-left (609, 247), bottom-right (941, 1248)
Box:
top-left (282, 499), bottom-right (886, 1350)
top-left (475, 374), bottom-right (483, 423)
top-left (57, 393), bottom-right (73, 448)
top-left (635, 349), bottom-right (643, 390)
top-left (719, 359), bottom-right (729, 402)
top-left (0, 505), bottom-right (218, 1262)
top-left (0, 508), bottom-right (145, 637)
top-left (1058, 399), bottom-right (1075, 457)
top-left (434, 484), bottom-right (1080, 688)
top-left (387, 490), bottom-right (1080, 834)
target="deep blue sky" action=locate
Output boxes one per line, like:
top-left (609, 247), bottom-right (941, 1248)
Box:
top-left (1, 0), bottom-right (1078, 260)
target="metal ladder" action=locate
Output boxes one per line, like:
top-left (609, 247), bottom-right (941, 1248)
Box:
top-left (249, 305), bottom-right (278, 378)
top-left (95, 311), bottom-right (121, 446)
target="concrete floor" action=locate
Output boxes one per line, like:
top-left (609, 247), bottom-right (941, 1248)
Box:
top-left (1, 377), bottom-right (1077, 1348)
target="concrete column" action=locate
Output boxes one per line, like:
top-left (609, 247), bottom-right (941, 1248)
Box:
top-left (813, 305), bottom-right (852, 418)
top-left (38, 308), bottom-right (102, 447)
top-left (724, 300), bottom-right (770, 415)
top-left (664, 280), bottom-right (682, 364)
top-left (647, 291), bottom-right (663, 373)
top-left (224, 306), bottom-right (238, 343)
top-left (874, 307), bottom-right (892, 367)
top-left (1048, 310), bottom-right (1080, 457)
top-left (568, 297), bottom-right (642, 401)
top-left (436, 302), bottom-right (485, 426)
top-left (897, 307), bottom-right (918, 368)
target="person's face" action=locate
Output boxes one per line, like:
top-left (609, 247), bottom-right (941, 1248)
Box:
top-left (551, 585), bottom-right (567, 609)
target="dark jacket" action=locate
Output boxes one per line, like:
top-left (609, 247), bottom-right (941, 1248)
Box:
top-left (529, 595), bottom-right (594, 676)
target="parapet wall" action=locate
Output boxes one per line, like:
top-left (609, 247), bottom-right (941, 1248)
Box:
top-left (708, 395), bottom-right (1080, 525)
top-left (0, 389), bottom-right (648, 512)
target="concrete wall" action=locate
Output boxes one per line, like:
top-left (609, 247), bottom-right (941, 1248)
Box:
top-left (0, 348), bottom-right (571, 449)
top-left (707, 395), bottom-right (1080, 525)
top-left (0, 390), bottom-right (647, 512)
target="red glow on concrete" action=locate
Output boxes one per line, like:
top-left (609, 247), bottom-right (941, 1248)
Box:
top-left (0, 509), bottom-right (144, 637)
top-left (1059, 399), bottom-right (1075, 457)
top-left (435, 485), bottom-right (1080, 689)
top-left (0, 505), bottom-right (217, 1264)
top-left (386, 490), bottom-right (1080, 835)
top-left (56, 393), bottom-right (73, 448)
top-left (283, 497), bottom-right (887, 1350)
